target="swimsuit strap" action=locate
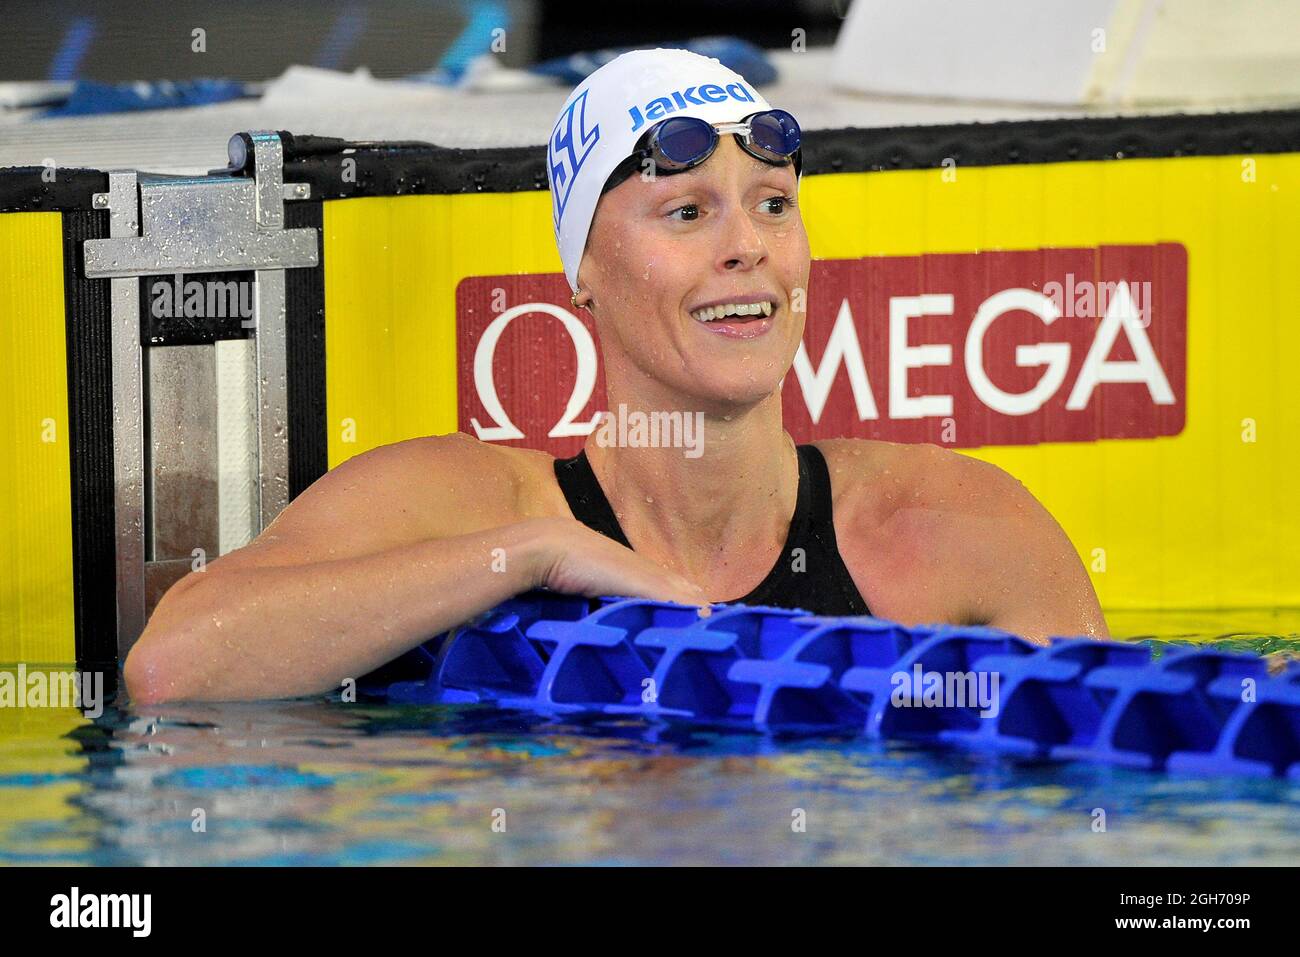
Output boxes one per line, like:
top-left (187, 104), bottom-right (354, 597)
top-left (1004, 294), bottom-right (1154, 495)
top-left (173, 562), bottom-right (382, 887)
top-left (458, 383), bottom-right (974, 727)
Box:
top-left (552, 443), bottom-right (871, 616)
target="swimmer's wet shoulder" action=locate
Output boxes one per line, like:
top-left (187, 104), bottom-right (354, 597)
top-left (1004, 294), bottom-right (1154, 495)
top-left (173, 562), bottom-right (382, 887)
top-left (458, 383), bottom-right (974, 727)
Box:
top-left (814, 438), bottom-right (1109, 641)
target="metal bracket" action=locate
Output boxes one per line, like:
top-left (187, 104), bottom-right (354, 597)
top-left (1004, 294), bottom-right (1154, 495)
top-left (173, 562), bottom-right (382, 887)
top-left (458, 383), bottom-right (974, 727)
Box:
top-left (90, 131), bottom-right (317, 658)
top-left (84, 143), bottom-right (316, 278)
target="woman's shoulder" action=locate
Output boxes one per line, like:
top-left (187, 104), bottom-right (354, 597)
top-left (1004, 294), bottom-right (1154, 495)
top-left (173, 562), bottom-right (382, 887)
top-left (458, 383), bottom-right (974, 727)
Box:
top-left (810, 436), bottom-right (1030, 520)
top-left (333, 432), bottom-right (569, 524)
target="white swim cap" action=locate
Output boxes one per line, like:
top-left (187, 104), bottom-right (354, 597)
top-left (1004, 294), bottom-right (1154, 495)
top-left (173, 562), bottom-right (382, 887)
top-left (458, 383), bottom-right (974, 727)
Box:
top-left (546, 48), bottom-right (781, 294)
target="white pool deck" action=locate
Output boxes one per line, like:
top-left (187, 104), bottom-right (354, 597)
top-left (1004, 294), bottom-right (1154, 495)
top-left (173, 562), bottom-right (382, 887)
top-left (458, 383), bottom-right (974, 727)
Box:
top-left (2, 49), bottom-right (1293, 175)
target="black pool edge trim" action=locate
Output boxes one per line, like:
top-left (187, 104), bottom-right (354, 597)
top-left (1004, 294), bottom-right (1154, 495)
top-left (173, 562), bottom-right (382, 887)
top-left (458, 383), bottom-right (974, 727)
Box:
top-left (3, 107), bottom-right (1300, 210)
top-left (278, 107), bottom-right (1300, 199)
top-left (285, 200), bottom-right (328, 501)
top-left (1, 168), bottom-right (109, 213)
top-left (60, 209), bottom-right (119, 673)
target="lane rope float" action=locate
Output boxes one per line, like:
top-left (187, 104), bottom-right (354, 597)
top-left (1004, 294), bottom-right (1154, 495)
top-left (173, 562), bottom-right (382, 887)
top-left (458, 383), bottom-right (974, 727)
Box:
top-left (370, 590), bottom-right (1300, 778)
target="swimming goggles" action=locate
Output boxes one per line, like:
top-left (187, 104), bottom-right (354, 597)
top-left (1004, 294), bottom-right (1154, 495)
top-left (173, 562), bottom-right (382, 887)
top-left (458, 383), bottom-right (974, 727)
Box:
top-left (601, 109), bottom-right (803, 196)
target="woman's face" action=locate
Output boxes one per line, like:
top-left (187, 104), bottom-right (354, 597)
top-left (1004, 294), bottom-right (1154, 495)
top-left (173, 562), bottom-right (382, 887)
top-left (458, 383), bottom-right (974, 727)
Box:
top-left (579, 134), bottom-right (809, 410)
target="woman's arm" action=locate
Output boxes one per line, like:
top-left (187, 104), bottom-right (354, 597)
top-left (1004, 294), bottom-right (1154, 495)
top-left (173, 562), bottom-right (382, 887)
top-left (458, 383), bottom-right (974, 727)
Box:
top-left (921, 452), bottom-right (1110, 642)
top-left (125, 434), bottom-right (707, 704)
top-left (125, 519), bottom-right (553, 703)
top-left (836, 441), bottom-right (1108, 643)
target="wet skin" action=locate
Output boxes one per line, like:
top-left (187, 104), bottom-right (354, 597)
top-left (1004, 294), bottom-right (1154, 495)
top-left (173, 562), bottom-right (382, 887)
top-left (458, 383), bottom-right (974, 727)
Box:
top-left (125, 137), bottom-right (1108, 703)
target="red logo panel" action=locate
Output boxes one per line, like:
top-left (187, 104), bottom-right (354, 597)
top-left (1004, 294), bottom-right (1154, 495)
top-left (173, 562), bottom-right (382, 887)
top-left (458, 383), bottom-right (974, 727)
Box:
top-left (456, 244), bottom-right (1187, 454)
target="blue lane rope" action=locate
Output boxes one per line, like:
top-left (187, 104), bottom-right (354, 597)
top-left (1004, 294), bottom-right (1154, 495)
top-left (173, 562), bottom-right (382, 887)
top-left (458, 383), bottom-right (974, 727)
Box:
top-left (372, 591), bottom-right (1300, 778)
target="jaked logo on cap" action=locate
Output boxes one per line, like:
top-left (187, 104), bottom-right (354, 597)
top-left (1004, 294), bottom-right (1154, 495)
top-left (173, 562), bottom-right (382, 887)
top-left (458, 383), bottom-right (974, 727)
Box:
top-left (544, 48), bottom-right (781, 293)
top-left (628, 82), bottom-right (757, 132)
top-left (548, 89), bottom-right (600, 230)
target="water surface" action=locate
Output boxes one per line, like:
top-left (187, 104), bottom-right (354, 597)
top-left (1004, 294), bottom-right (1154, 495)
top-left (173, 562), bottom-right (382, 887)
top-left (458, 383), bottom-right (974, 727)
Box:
top-left (3, 611), bottom-right (1298, 866)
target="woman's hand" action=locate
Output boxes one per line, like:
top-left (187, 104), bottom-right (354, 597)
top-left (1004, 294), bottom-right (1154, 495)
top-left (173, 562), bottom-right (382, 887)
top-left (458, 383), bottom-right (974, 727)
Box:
top-left (523, 516), bottom-right (710, 608)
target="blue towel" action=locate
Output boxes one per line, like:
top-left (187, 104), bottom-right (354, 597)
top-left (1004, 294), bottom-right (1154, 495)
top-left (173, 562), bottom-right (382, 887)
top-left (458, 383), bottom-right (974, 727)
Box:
top-left (42, 78), bottom-right (251, 117)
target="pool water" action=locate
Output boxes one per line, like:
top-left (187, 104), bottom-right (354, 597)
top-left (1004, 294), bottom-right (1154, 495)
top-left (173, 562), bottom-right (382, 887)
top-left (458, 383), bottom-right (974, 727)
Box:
top-left (3, 610), bottom-right (1299, 866)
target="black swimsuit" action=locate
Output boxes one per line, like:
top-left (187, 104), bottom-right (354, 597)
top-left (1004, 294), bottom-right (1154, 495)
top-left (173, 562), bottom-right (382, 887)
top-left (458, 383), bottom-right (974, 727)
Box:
top-left (552, 444), bottom-right (872, 616)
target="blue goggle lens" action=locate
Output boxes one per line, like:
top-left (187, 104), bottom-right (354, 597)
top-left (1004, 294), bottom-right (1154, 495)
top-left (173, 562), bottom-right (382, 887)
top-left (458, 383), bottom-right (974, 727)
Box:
top-left (655, 118), bottom-right (718, 166)
top-left (748, 109), bottom-right (802, 158)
